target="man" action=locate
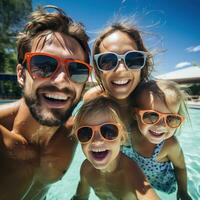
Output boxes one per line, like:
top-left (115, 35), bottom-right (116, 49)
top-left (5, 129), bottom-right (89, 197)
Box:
top-left (0, 5), bottom-right (91, 200)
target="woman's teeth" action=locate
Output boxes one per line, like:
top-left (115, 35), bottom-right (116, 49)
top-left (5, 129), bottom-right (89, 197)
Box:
top-left (112, 79), bottom-right (129, 85)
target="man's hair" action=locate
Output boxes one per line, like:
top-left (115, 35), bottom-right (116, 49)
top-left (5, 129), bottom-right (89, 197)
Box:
top-left (72, 96), bottom-right (128, 143)
top-left (92, 17), bottom-right (154, 89)
top-left (17, 5), bottom-right (90, 64)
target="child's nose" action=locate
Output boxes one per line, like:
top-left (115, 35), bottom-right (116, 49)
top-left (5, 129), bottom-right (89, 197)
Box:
top-left (156, 117), bottom-right (167, 127)
top-left (91, 131), bottom-right (104, 145)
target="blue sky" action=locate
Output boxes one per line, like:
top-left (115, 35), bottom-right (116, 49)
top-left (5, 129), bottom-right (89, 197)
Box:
top-left (32, 0), bottom-right (200, 76)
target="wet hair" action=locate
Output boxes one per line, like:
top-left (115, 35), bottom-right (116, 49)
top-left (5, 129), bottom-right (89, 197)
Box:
top-left (131, 79), bottom-right (188, 119)
top-left (72, 96), bottom-right (128, 143)
top-left (92, 17), bottom-right (154, 89)
top-left (17, 5), bottom-right (90, 65)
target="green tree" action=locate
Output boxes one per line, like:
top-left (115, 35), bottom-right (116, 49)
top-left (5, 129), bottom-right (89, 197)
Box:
top-left (0, 0), bottom-right (32, 73)
top-left (0, 0), bottom-right (32, 98)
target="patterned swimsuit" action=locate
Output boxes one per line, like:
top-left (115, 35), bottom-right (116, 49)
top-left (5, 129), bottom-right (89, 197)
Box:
top-left (121, 141), bottom-right (177, 193)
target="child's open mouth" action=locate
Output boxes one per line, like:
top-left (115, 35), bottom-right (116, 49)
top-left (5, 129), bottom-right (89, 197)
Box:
top-left (149, 130), bottom-right (165, 137)
top-left (91, 150), bottom-right (109, 161)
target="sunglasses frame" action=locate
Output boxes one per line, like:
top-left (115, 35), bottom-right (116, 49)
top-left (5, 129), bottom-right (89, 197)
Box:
top-left (23, 52), bottom-right (92, 84)
top-left (76, 122), bottom-right (122, 144)
top-left (94, 50), bottom-right (147, 72)
top-left (135, 109), bottom-right (185, 128)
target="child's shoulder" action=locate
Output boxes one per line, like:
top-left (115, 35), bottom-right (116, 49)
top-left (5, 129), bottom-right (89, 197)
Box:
top-left (164, 136), bottom-right (180, 149)
top-left (80, 159), bottom-right (96, 175)
top-left (120, 153), bottom-right (150, 186)
top-left (120, 152), bottom-right (143, 172)
top-left (163, 136), bottom-right (182, 155)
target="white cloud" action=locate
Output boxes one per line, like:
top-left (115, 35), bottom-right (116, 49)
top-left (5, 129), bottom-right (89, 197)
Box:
top-left (175, 62), bottom-right (191, 68)
top-left (121, 0), bottom-right (126, 3)
top-left (186, 45), bottom-right (200, 52)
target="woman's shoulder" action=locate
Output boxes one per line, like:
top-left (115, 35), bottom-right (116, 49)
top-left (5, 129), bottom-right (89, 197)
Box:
top-left (83, 86), bottom-right (104, 101)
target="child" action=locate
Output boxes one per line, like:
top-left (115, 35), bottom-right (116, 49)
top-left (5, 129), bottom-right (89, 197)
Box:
top-left (71, 96), bottom-right (159, 200)
top-left (122, 80), bottom-right (192, 200)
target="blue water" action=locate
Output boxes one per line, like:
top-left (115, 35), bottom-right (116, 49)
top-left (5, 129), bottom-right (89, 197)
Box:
top-left (46, 108), bottom-right (200, 200)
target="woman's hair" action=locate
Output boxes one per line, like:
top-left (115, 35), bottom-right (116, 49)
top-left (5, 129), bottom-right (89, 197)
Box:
top-left (92, 17), bottom-right (154, 89)
top-left (72, 96), bottom-right (128, 143)
top-left (17, 5), bottom-right (90, 64)
top-left (131, 79), bottom-right (189, 130)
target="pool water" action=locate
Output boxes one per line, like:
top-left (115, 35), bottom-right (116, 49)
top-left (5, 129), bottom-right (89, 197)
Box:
top-left (46, 109), bottom-right (200, 199)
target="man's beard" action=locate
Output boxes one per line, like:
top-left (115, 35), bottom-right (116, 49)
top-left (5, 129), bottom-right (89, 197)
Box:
top-left (24, 92), bottom-right (78, 127)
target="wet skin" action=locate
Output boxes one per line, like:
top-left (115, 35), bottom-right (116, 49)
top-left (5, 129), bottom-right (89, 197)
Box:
top-left (0, 32), bottom-right (86, 200)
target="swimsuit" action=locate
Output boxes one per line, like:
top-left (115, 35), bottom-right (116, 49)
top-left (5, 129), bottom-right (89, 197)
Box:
top-left (121, 141), bottom-right (177, 193)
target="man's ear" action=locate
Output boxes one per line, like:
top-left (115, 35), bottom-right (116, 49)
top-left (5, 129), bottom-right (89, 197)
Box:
top-left (16, 64), bottom-right (25, 88)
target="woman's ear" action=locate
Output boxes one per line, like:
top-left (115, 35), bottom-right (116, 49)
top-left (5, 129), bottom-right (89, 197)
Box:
top-left (16, 64), bottom-right (25, 88)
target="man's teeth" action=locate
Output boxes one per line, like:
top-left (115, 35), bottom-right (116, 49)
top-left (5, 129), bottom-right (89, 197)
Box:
top-left (112, 80), bottom-right (129, 85)
top-left (44, 93), bottom-right (68, 100)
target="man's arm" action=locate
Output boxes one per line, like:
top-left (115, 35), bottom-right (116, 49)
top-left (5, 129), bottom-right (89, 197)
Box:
top-left (167, 137), bottom-right (192, 200)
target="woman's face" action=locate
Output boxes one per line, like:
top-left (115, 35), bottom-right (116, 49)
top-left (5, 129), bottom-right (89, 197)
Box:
top-left (97, 31), bottom-right (142, 100)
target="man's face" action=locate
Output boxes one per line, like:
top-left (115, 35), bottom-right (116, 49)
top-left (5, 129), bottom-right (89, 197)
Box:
top-left (20, 32), bottom-right (87, 126)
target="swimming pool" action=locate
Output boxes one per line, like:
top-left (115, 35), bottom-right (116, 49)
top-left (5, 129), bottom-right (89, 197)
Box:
top-left (46, 108), bottom-right (200, 200)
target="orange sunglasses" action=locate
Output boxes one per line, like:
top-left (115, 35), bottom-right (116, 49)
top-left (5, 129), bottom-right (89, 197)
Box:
top-left (76, 122), bottom-right (121, 144)
top-left (135, 109), bottom-right (184, 128)
top-left (23, 52), bottom-right (92, 84)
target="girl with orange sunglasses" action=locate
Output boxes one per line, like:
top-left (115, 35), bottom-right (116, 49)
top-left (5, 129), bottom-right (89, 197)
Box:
top-left (122, 80), bottom-right (192, 199)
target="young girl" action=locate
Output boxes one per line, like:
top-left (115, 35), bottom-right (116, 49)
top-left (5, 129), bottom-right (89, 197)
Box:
top-left (71, 96), bottom-right (159, 200)
top-left (122, 80), bottom-right (192, 200)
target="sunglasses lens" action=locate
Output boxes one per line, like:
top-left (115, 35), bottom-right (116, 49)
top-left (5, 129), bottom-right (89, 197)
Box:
top-left (30, 55), bottom-right (58, 78)
top-left (166, 115), bottom-right (182, 128)
top-left (68, 62), bottom-right (89, 83)
top-left (125, 51), bottom-right (145, 69)
top-left (142, 111), bottom-right (159, 124)
top-left (100, 124), bottom-right (119, 140)
top-left (77, 127), bottom-right (93, 143)
top-left (97, 53), bottom-right (118, 71)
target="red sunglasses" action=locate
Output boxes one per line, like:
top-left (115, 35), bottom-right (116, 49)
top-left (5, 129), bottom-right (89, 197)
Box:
top-left (23, 52), bottom-right (92, 84)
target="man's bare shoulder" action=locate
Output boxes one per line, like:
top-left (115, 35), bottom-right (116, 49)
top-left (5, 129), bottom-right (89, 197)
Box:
top-left (0, 99), bottom-right (21, 113)
top-left (83, 86), bottom-right (104, 101)
top-left (0, 99), bottom-right (22, 128)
